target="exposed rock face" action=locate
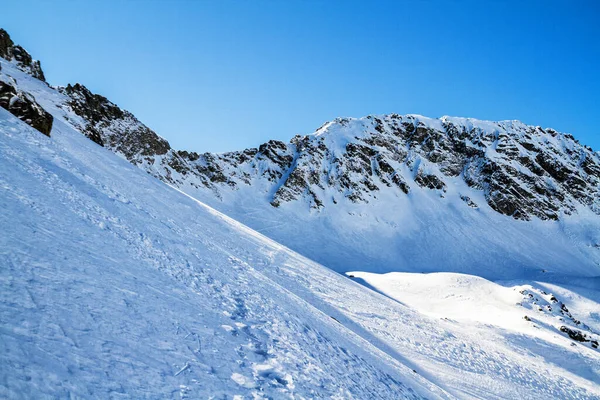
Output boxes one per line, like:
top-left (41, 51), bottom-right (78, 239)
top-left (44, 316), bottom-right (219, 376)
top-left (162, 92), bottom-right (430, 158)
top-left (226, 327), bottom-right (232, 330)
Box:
top-left (560, 326), bottom-right (599, 348)
top-left (0, 80), bottom-right (52, 136)
top-left (1, 29), bottom-right (598, 222)
top-left (59, 94), bottom-right (599, 220)
top-left (60, 83), bottom-right (170, 162)
top-left (142, 114), bottom-right (598, 221)
top-left (0, 29), bottom-right (45, 82)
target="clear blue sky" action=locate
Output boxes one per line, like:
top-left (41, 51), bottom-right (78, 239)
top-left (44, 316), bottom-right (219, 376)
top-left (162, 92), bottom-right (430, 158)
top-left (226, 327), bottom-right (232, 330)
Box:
top-left (2, 1), bottom-right (599, 152)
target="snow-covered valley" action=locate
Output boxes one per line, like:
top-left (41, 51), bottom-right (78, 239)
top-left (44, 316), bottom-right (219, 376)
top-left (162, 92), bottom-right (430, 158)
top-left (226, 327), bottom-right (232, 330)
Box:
top-left (1, 29), bottom-right (600, 398)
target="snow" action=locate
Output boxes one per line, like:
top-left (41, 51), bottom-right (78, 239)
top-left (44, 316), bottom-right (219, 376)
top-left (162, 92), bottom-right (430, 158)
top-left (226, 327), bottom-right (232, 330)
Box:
top-left (153, 112), bottom-right (600, 282)
top-left (346, 271), bottom-right (600, 396)
top-left (346, 272), bottom-right (525, 326)
top-left (0, 107), bottom-right (437, 399)
top-left (2, 54), bottom-right (600, 398)
top-left (192, 172), bottom-right (600, 281)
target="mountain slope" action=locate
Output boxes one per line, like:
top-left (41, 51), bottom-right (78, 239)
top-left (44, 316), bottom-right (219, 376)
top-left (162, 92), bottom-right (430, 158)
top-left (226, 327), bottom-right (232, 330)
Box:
top-left (173, 115), bottom-right (600, 279)
top-left (2, 29), bottom-right (600, 398)
top-left (3, 98), bottom-right (600, 399)
top-left (1, 107), bottom-right (445, 399)
top-left (20, 60), bottom-right (598, 280)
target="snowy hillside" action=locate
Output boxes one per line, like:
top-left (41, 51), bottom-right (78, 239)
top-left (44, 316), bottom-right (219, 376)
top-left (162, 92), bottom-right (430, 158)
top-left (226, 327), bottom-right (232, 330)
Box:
top-left (2, 105), bottom-right (600, 398)
top-left (0, 107), bottom-right (438, 398)
top-left (11, 37), bottom-right (596, 279)
top-left (2, 28), bottom-right (600, 398)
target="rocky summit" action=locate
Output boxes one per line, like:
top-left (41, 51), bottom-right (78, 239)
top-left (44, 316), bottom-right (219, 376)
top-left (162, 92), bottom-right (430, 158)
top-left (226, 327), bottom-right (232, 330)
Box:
top-left (0, 28), bottom-right (45, 82)
top-left (59, 79), bottom-right (600, 221)
top-left (0, 30), bottom-right (52, 135)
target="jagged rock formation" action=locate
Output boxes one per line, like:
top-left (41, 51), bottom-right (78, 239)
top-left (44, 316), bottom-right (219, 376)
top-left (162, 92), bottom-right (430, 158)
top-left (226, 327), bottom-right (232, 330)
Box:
top-left (220, 115), bottom-right (600, 221)
top-left (59, 83), bottom-right (170, 162)
top-left (1, 27), bottom-right (598, 222)
top-left (56, 80), bottom-right (600, 221)
top-left (0, 29), bottom-right (45, 82)
top-left (0, 79), bottom-right (52, 136)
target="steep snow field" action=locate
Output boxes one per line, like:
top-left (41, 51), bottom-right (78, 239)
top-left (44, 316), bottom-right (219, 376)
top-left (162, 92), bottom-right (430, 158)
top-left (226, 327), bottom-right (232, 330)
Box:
top-left (2, 54), bottom-right (600, 398)
top-left (2, 108), bottom-right (600, 399)
top-left (192, 181), bottom-right (600, 281)
top-left (0, 108), bottom-right (440, 399)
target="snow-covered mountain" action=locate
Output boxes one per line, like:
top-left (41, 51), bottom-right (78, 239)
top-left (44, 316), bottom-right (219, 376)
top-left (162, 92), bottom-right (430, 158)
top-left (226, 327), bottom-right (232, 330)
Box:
top-left (39, 50), bottom-right (600, 279)
top-left (59, 74), bottom-right (600, 223)
top-left (2, 28), bottom-right (600, 398)
top-left (5, 21), bottom-right (592, 280)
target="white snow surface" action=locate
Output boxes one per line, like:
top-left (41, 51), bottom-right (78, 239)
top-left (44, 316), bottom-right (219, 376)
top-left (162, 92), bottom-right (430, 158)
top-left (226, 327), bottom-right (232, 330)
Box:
top-left (1, 56), bottom-right (600, 399)
top-left (0, 107), bottom-right (439, 399)
top-left (169, 115), bottom-right (600, 281)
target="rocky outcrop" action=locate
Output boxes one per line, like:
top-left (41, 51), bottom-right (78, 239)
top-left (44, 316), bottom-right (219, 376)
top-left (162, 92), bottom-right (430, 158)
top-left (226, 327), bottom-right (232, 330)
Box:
top-left (560, 326), bottom-right (598, 349)
top-left (2, 27), bottom-right (597, 222)
top-left (0, 29), bottom-right (45, 82)
top-left (518, 287), bottom-right (599, 350)
top-left (0, 80), bottom-right (52, 136)
top-left (176, 114), bottom-right (598, 220)
top-left (60, 83), bottom-right (170, 162)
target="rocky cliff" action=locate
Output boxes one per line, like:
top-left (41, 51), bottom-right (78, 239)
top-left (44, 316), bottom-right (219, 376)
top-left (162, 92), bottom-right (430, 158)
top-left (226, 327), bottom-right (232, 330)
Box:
top-left (2, 28), bottom-right (599, 223)
top-left (60, 90), bottom-right (600, 221)
top-left (0, 29), bottom-right (45, 82)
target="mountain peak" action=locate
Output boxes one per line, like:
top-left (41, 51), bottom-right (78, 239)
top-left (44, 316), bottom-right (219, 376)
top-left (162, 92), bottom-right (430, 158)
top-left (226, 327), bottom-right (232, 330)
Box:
top-left (0, 28), bottom-right (46, 82)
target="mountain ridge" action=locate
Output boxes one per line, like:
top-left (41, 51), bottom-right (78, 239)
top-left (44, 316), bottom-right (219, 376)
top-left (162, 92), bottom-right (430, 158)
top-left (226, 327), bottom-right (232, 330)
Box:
top-left (2, 27), bottom-right (600, 399)
top-left (1, 27), bottom-right (599, 279)
top-left (55, 78), bottom-right (600, 222)
top-left (3, 29), bottom-right (597, 223)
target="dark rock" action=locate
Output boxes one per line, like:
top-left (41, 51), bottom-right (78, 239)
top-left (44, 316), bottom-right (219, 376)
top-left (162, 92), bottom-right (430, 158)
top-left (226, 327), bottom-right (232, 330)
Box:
top-left (61, 83), bottom-right (170, 158)
top-left (0, 80), bottom-right (52, 136)
top-left (0, 29), bottom-right (14, 59)
top-left (414, 170), bottom-right (446, 191)
top-left (0, 29), bottom-right (46, 82)
top-left (391, 173), bottom-right (410, 194)
top-left (560, 326), bottom-right (588, 342)
top-left (460, 195), bottom-right (478, 208)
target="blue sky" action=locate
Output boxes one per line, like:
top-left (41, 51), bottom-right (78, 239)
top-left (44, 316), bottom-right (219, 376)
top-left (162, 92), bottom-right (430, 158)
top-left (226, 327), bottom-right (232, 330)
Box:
top-left (2, 1), bottom-right (599, 152)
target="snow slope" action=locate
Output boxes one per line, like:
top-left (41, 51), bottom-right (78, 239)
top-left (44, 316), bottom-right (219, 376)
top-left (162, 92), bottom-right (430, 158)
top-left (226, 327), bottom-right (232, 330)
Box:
top-left (0, 108), bottom-right (442, 399)
top-left (2, 107), bottom-right (600, 399)
top-left (348, 271), bottom-right (600, 340)
top-left (192, 177), bottom-right (600, 281)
